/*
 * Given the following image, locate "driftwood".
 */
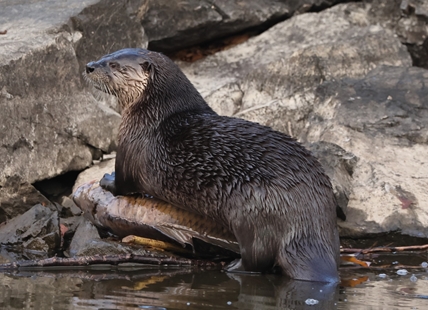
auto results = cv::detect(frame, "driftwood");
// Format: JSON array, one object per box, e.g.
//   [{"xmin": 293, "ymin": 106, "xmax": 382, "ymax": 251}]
[
  {"xmin": 0, "ymin": 254, "xmax": 222, "ymax": 270},
  {"xmin": 1, "ymin": 244, "xmax": 428, "ymax": 271},
  {"xmin": 341, "ymin": 244, "xmax": 428, "ymax": 254}
]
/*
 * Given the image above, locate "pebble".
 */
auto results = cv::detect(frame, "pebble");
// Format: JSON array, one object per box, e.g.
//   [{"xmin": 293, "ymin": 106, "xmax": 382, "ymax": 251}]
[
  {"xmin": 305, "ymin": 299, "xmax": 319, "ymax": 305},
  {"xmin": 397, "ymin": 269, "xmax": 408, "ymax": 276}
]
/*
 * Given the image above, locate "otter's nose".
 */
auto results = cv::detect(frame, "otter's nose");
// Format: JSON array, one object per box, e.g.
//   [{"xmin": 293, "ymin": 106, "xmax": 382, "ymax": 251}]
[{"xmin": 86, "ymin": 62, "xmax": 96, "ymax": 74}]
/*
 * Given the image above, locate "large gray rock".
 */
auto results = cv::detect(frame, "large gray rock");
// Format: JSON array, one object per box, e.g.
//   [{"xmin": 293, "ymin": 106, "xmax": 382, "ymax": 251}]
[
  {"xmin": 180, "ymin": 3, "xmax": 412, "ymax": 126},
  {"xmin": 0, "ymin": 0, "xmax": 146, "ymax": 218},
  {"xmin": 142, "ymin": 0, "xmax": 345, "ymax": 52}
]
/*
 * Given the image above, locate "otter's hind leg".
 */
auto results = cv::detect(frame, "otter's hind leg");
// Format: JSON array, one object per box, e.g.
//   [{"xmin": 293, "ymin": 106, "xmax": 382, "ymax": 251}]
[{"xmin": 225, "ymin": 223, "xmax": 277, "ymax": 273}]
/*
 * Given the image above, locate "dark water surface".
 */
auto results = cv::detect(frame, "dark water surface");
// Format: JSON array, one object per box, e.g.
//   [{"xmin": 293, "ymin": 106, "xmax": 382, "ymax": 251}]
[{"xmin": 2, "ymin": 262, "xmax": 428, "ymax": 310}]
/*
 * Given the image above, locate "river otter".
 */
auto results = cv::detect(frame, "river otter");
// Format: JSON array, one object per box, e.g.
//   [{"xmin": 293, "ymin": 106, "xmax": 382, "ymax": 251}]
[{"xmin": 85, "ymin": 48, "xmax": 340, "ymax": 282}]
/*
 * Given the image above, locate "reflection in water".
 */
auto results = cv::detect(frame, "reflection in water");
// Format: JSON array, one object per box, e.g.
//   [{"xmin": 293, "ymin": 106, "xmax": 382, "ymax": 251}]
[
  {"xmin": 1, "ymin": 266, "xmax": 428, "ymax": 309},
  {"xmin": 228, "ymin": 273, "xmax": 338, "ymax": 309}
]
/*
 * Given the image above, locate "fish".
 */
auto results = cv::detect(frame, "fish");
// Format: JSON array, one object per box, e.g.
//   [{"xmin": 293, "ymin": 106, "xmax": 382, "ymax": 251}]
[{"xmin": 72, "ymin": 181, "xmax": 239, "ymax": 257}]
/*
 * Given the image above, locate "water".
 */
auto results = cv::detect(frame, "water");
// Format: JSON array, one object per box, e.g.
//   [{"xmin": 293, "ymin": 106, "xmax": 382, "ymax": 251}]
[{"xmin": 1, "ymin": 262, "xmax": 428, "ymax": 309}]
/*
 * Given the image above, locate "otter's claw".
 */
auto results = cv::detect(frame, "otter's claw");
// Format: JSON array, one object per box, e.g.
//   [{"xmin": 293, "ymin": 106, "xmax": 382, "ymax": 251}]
[{"xmin": 224, "ymin": 259, "xmax": 261, "ymax": 274}]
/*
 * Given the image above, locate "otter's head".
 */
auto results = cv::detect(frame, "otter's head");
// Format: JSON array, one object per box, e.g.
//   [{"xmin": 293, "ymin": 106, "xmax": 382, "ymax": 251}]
[
  {"xmin": 85, "ymin": 48, "xmax": 210, "ymax": 122},
  {"xmin": 84, "ymin": 48, "xmax": 158, "ymax": 111}
]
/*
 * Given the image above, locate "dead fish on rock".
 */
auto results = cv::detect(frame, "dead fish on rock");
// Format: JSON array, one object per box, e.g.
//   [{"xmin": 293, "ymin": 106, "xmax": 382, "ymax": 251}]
[{"xmin": 72, "ymin": 181, "xmax": 239, "ymax": 257}]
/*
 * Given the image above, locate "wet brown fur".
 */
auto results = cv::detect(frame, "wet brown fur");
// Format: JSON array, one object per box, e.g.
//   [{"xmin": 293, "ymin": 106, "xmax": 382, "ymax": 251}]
[{"xmin": 85, "ymin": 48, "xmax": 340, "ymax": 282}]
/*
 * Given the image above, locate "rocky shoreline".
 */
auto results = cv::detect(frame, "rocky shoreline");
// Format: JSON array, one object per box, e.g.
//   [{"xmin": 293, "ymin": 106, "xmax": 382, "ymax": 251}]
[{"xmin": 0, "ymin": 0, "xmax": 427, "ymax": 260}]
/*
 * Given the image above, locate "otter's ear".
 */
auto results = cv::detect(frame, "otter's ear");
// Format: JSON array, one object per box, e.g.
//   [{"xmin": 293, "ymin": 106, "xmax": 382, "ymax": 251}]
[{"xmin": 140, "ymin": 61, "xmax": 154, "ymax": 80}]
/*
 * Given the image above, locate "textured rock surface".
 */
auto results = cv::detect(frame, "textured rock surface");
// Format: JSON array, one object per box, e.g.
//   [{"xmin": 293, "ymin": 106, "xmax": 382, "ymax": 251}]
[
  {"xmin": 308, "ymin": 66, "xmax": 428, "ymax": 237},
  {"xmin": 0, "ymin": 178, "xmax": 50, "ymax": 223},
  {"xmin": 143, "ymin": 0, "xmax": 344, "ymax": 52},
  {"xmin": 67, "ymin": 217, "xmax": 102, "ymax": 257},
  {"xmin": 0, "ymin": 204, "xmax": 60, "ymax": 250},
  {"xmin": 0, "ymin": 0, "xmax": 144, "ymax": 216},
  {"xmin": 179, "ymin": 3, "xmax": 412, "ymax": 127},
  {"xmin": 365, "ymin": 0, "xmax": 428, "ymax": 69}
]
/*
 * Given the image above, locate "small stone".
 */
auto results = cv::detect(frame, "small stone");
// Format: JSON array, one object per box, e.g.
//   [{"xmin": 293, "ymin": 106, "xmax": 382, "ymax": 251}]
[
  {"xmin": 227, "ymin": 301, "xmax": 232, "ymax": 305},
  {"xmin": 410, "ymin": 274, "xmax": 418, "ymax": 282},
  {"xmin": 377, "ymin": 273, "xmax": 387, "ymax": 278},
  {"xmin": 60, "ymin": 196, "xmax": 82, "ymax": 217},
  {"xmin": 421, "ymin": 262, "xmax": 428, "ymax": 268},
  {"xmin": 397, "ymin": 269, "xmax": 408, "ymax": 275},
  {"xmin": 305, "ymin": 299, "xmax": 319, "ymax": 305}
]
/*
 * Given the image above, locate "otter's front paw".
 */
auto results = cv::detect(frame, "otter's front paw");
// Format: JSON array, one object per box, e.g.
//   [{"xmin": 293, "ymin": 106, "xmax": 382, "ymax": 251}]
[{"xmin": 100, "ymin": 172, "xmax": 118, "ymax": 195}]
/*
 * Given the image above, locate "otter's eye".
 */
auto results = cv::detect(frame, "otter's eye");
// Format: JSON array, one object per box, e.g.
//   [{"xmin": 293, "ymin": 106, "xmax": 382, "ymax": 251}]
[{"xmin": 109, "ymin": 62, "xmax": 119, "ymax": 70}]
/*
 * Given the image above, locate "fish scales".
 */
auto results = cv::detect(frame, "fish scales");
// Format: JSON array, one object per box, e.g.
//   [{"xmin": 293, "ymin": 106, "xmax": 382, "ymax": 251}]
[{"xmin": 72, "ymin": 182, "xmax": 239, "ymax": 255}]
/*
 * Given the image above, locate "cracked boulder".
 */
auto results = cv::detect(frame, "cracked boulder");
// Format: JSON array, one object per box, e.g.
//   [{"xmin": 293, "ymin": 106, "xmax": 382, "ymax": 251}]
[
  {"xmin": 142, "ymin": 0, "xmax": 346, "ymax": 52},
  {"xmin": 0, "ymin": 0, "xmax": 145, "ymax": 218}
]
